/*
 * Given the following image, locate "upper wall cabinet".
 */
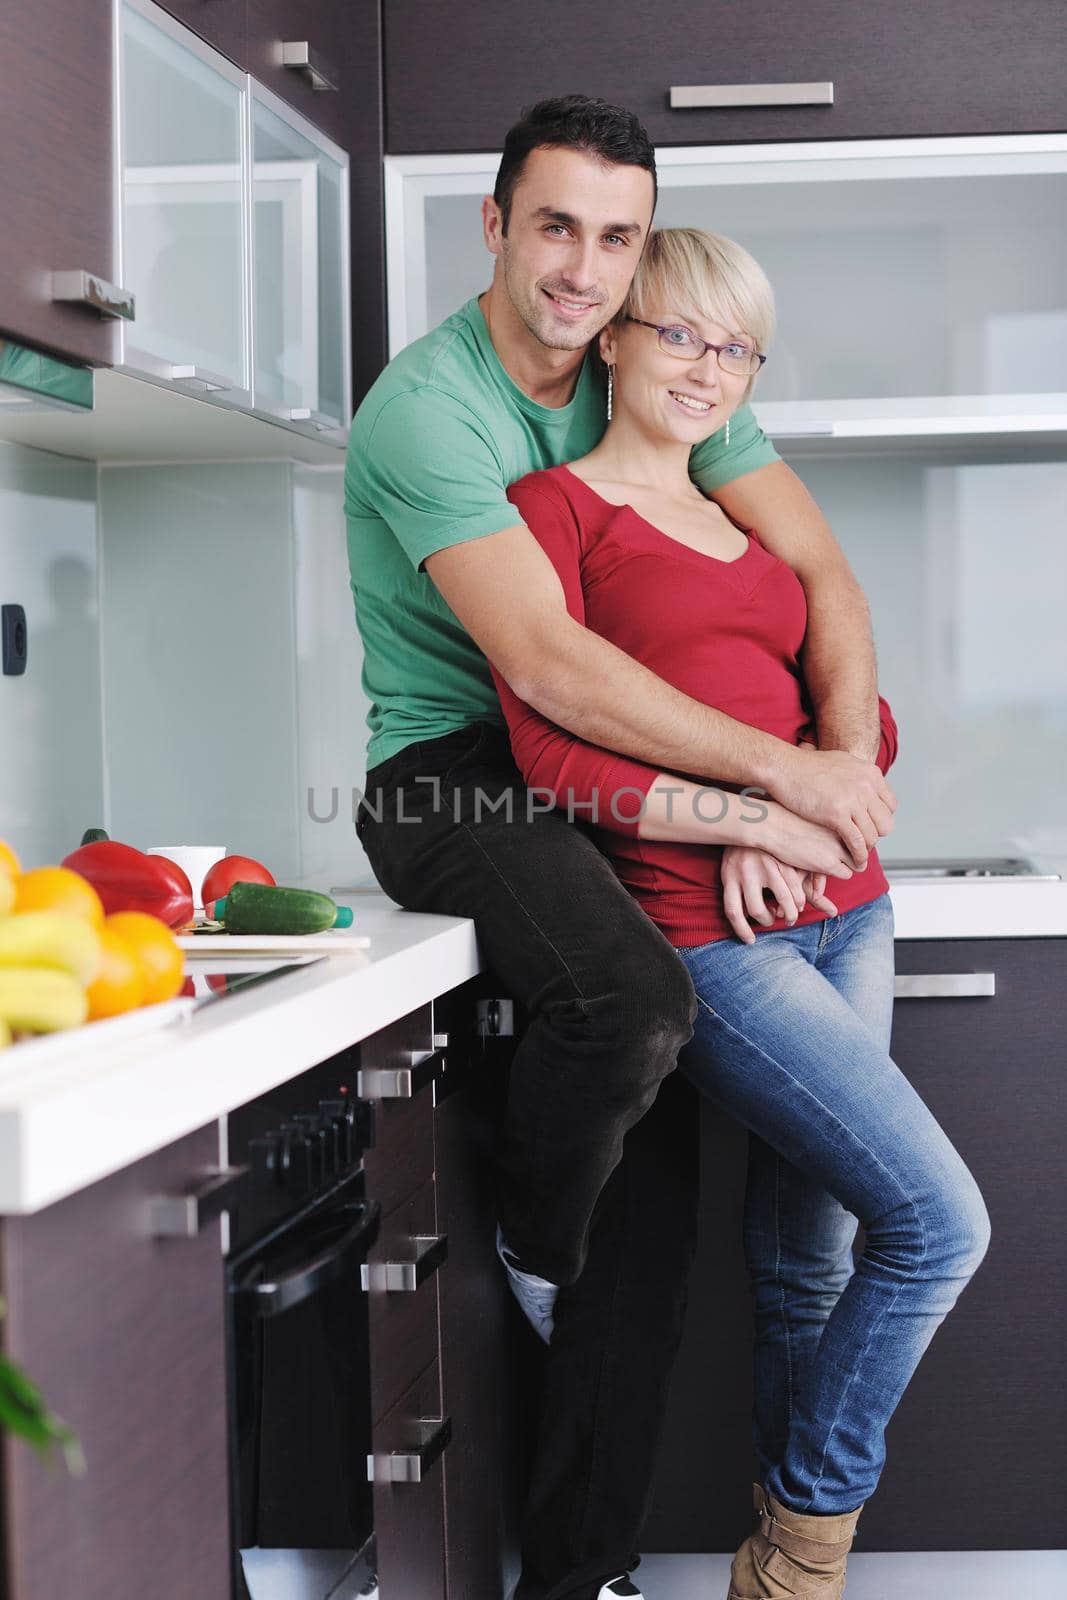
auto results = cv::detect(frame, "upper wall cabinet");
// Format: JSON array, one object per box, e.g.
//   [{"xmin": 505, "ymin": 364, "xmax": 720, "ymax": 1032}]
[
  {"xmin": 119, "ymin": 0, "xmax": 251, "ymax": 401},
  {"xmin": 0, "ymin": 0, "xmax": 127, "ymax": 365},
  {"xmin": 116, "ymin": 0, "xmax": 350, "ymax": 441},
  {"xmin": 155, "ymin": 0, "xmax": 246, "ymax": 64},
  {"xmin": 383, "ymin": 0, "xmax": 1067, "ymax": 153},
  {"xmin": 251, "ymin": 82, "xmax": 350, "ymax": 432},
  {"xmin": 245, "ymin": 0, "xmax": 351, "ymax": 150}
]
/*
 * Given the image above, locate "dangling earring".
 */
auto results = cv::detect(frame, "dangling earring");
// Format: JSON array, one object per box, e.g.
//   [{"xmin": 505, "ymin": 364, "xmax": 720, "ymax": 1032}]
[
  {"xmin": 606, "ymin": 366, "xmax": 614, "ymax": 422},
  {"xmin": 725, "ymin": 415, "xmax": 731, "ymax": 448}
]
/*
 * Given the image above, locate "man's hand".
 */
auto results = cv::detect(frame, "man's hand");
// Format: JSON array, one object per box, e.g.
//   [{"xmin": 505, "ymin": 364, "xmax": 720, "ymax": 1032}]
[
  {"xmin": 721, "ymin": 846, "xmax": 840, "ymax": 944},
  {"xmin": 766, "ymin": 745, "xmax": 896, "ymax": 870}
]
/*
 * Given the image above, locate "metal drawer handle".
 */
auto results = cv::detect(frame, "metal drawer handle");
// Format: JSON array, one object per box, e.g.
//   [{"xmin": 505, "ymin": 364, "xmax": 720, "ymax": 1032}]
[
  {"xmin": 361, "ymin": 1233, "xmax": 448, "ymax": 1293},
  {"xmin": 358, "ymin": 1046, "xmax": 447, "ymax": 1100},
  {"xmin": 51, "ymin": 270, "xmax": 135, "ymax": 321},
  {"xmin": 894, "ymin": 973, "xmax": 996, "ymax": 999},
  {"xmin": 367, "ymin": 1416, "xmax": 452, "ymax": 1483},
  {"xmin": 168, "ymin": 364, "xmax": 237, "ymax": 393},
  {"xmin": 670, "ymin": 82, "xmax": 834, "ymax": 109},
  {"xmin": 148, "ymin": 1163, "xmax": 248, "ymax": 1236},
  {"xmin": 281, "ymin": 40, "xmax": 338, "ymax": 92}
]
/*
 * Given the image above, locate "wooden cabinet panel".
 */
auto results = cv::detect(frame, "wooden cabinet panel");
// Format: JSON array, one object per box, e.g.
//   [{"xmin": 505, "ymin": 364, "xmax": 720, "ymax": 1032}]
[
  {"xmin": 0, "ymin": 1124, "xmax": 230, "ymax": 1599},
  {"xmin": 371, "ymin": 1359, "xmax": 448, "ymax": 1600},
  {"xmin": 246, "ymin": 0, "xmax": 352, "ymax": 149},
  {"xmin": 361, "ymin": 1004, "xmax": 437, "ymax": 1217},
  {"xmin": 156, "ymin": 0, "xmax": 246, "ymax": 64},
  {"xmin": 384, "ymin": 0, "xmax": 1067, "ymax": 153},
  {"xmin": 0, "ymin": 0, "xmax": 119, "ymax": 364},
  {"xmin": 862, "ymin": 935, "xmax": 1067, "ymax": 1550},
  {"xmin": 434, "ymin": 1063, "xmax": 523, "ymax": 1600},
  {"xmin": 368, "ymin": 1176, "xmax": 443, "ymax": 1425},
  {"xmin": 647, "ymin": 935, "xmax": 1067, "ymax": 1552}
]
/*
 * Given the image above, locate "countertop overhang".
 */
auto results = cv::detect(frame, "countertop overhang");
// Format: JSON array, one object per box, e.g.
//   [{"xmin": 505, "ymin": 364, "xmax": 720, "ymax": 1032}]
[{"xmin": 0, "ymin": 881, "xmax": 1063, "ymax": 1214}]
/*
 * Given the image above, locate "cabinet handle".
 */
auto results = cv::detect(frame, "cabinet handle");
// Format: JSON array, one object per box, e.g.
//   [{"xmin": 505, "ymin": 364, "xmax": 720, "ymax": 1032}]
[
  {"xmin": 894, "ymin": 973, "xmax": 996, "ymax": 999},
  {"xmin": 148, "ymin": 1163, "xmax": 248, "ymax": 1237},
  {"xmin": 281, "ymin": 40, "xmax": 338, "ymax": 92},
  {"xmin": 168, "ymin": 364, "xmax": 237, "ymax": 393},
  {"xmin": 361, "ymin": 1233, "xmax": 448, "ymax": 1293},
  {"xmin": 283, "ymin": 406, "xmax": 346, "ymax": 433},
  {"xmin": 670, "ymin": 82, "xmax": 834, "ymax": 109},
  {"xmin": 358, "ymin": 1046, "xmax": 447, "ymax": 1100},
  {"xmin": 367, "ymin": 1416, "xmax": 452, "ymax": 1484},
  {"xmin": 51, "ymin": 270, "xmax": 135, "ymax": 321}
]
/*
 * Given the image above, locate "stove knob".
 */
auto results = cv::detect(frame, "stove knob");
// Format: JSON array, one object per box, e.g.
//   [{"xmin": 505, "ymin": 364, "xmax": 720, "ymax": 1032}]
[
  {"xmin": 249, "ymin": 1132, "xmax": 284, "ymax": 1187},
  {"xmin": 293, "ymin": 1112, "xmax": 333, "ymax": 1182},
  {"xmin": 318, "ymin": 1098, "xmax": 354, "ymax": 1167},
  {"xmin": 278, "ymin": 1121, "xmax": 315, "ymax": 1194}
]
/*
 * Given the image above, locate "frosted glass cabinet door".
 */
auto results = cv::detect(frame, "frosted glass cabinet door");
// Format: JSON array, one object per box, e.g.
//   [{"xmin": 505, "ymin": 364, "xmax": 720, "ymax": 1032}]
[
  {"xmin": 119, "ymin": 0, "xmax": 249, "ymax": 399},
  {"xmin": 388, "ymin": 136, "xmax": 1067, "ymax": 440},
  {"xmin": 251, "ymin": 85, "xmax": 350, "ymax": 436}
]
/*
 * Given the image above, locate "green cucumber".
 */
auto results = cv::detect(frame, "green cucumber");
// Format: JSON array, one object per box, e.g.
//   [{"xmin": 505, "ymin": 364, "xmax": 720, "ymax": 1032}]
[
  {"xmin": 80, "ymin": 827, "xmax": 109, "ymax": 846},
  {"xmin": 213, "ymin": 881, "xmax": 354, "ymax": 935}
]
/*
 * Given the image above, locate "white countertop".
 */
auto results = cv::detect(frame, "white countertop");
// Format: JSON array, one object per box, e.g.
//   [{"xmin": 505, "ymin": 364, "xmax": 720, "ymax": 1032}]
[
  {"xmin": 0, "ymin": 880, "xmax": 1063, "ymax": 1215},
  {"xmin": 0, "ymin": 896, "xmax": 481, "ymax": 1215}
]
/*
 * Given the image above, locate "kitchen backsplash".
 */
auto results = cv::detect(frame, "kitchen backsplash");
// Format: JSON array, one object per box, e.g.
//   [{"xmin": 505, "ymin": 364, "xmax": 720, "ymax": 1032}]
[
  {"xmin": 2, "ymin": 436, "xmax": 1065, "ymax": 884},
  {"xmin": 1, "ymin": 446, "xmax": 376, "ymax": 891},
  {"xmin": 0, "ymin": 442, "xmax": 105, "ymax": 872}
]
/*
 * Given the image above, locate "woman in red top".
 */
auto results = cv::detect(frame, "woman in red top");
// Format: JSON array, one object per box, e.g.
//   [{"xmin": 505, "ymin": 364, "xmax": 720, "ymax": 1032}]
[{"xmin": 490, "ymin": 229, "xmax": 990, "ymax": 1600}]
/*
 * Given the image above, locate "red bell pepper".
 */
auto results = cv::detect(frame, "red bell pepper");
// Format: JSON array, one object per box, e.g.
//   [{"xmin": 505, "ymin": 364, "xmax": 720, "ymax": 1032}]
[{"xmin": 61, "ymin": 842, "xmax": 194, "ymax": 930}]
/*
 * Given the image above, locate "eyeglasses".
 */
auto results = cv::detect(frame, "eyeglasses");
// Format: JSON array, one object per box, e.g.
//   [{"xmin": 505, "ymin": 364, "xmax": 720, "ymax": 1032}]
[{"xmin": 627, "ymin": 317, "xmax": 767, "ymax": 377}]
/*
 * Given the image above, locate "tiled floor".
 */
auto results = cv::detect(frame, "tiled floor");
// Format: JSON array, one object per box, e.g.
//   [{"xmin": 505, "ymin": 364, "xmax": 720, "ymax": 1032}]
[{"xmin": 636, "ymin": 1550, "xmax": 1067, "ymax": 1598}]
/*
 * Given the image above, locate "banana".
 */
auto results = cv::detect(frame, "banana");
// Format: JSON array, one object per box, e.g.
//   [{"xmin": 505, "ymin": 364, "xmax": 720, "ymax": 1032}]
[
  {"xmin": 0, "ymin": 873, "xmax": 15, "ymax": 918},
  {"xmin": 0, "ymin": 968, "xmax": 88, "ymax": 1033},
  {"xmin": 0, "ymin": 911, "xmax": 102, "ymax": 986}
]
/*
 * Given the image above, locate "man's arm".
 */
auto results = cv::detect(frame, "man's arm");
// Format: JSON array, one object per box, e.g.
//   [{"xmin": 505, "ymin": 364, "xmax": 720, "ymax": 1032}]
[
  {"xmin": 426, "ymin": 514, "xmax": 893, "ymax": 866},
  {"xmin": 709, "ymin": 459, "xmax": 881, "ymax": 761}
]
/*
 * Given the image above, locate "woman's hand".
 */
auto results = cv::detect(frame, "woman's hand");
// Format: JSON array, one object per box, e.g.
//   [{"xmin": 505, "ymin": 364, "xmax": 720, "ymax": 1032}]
[
  {"xmin": 761, "ymin": 800, "xmax": 856, "ymax": 879},
  {"xmin": 721, "ymin": 846, "xmax": 839, "ymax": 944}
]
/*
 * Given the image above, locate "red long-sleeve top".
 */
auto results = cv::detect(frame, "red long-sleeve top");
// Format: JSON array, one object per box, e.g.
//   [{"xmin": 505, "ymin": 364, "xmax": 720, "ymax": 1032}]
[{"xmin": 488, "ymin": 464, "xmax": 897, "ymax": 947}]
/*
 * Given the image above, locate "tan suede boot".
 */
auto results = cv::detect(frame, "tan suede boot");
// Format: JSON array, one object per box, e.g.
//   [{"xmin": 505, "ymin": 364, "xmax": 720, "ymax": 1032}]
[{"xmin": 727, "ymin": 1482, "xmax": 865, "ymax": 1600}]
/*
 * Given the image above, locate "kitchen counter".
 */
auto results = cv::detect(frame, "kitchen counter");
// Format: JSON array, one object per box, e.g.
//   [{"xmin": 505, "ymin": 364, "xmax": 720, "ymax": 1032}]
[
  {"xmin": 0, "ymin": 879, "xmax": 1064, "ymax": 1214},
  {"xmin": 0, "ymin": 896, "xmax": 481, "ymax": 1214}
]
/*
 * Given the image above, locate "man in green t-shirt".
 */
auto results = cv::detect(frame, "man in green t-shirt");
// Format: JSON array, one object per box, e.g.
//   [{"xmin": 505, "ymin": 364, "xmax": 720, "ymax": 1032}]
[{"xmin": 347, "ymin": 97, "xmax": 895, "ymax": 1600}]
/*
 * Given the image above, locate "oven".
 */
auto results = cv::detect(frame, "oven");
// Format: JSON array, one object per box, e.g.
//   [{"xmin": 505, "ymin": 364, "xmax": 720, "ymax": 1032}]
[{"xmin": 221, "ymin": 1030, "xmax": 381, "ymax": 1600}]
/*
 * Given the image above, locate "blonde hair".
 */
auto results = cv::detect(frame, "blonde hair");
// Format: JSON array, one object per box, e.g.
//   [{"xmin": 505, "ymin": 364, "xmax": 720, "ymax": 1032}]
[{"xmin": 622, "ymin": 227, "xmax": 775, "ymax": 387}]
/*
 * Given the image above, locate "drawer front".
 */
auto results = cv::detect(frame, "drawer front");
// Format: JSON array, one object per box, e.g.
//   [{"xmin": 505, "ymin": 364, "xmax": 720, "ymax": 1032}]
[
  {"xmin": 371, "ymin": 1360, "xmax": 449, "ymax": 1600},
  {"xmin": 362, "ymin": 1005, "xmax": 437, "ymax": 1218},
  {"xmin": 368, "ymin": 1177, "xmax": 443, "ymax": 1424}
]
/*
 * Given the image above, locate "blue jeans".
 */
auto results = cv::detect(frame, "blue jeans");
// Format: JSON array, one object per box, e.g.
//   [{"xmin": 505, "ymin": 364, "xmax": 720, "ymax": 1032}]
[{"xmin": 676, "ymin": 893, "xmax": 991, "ymax": 1514}]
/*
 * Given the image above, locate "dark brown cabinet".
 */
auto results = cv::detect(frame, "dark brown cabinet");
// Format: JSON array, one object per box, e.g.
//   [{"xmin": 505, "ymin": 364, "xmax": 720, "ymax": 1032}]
[
  {"xmin": 156, "ymin": 0, "xmax": 246, "ymax": 63},
  {"xmin": 646, "ymin": 935, "xmax": 1067, "ymax": 1553},
  {"xmin": 432, "ymin": 983, "xmax": 523, "ymax": 1600},
  {"xmin": 0, "ymin": 0, "xmax": 121, "ymax": 365},
  {"xmin": 246, "ymin": 0, "xmax": 352, "ymax": 150},
  {"xmin": 384, "ymin": 0, "xmax": 1067, "ymax": 153},
  {"xmin": 0, "ymin": 1123, "xmax": 231, "ymax": 1600}
]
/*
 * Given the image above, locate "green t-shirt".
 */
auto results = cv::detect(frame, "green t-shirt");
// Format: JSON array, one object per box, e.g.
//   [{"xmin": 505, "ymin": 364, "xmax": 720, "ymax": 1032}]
[{"xmin": 345, "ymin": 295, "xmax": 779, "ymax": 770}]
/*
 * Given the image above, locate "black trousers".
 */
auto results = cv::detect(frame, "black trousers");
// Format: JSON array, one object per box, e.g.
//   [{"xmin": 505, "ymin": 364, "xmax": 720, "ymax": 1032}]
[{"xmin": 357, "ymin": 721, "xmax": 701, "ymax": 1600}]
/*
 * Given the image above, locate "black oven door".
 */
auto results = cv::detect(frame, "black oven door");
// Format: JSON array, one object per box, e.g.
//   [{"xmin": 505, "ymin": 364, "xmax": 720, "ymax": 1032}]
[{"xmin": 227, "ymin": 1173, "xmax": 381, "ymax": 1595}]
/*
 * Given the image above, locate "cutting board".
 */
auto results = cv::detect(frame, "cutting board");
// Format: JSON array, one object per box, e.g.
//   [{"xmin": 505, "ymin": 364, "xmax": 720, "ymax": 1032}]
[{"xmin": 176, "ymin": 929, "xmax": 371, "ymax": 953}]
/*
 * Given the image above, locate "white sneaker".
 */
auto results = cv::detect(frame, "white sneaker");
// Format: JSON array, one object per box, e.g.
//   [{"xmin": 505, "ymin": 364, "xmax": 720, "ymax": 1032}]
[
  {"xmin": 495, "ymin": 1224, "xmax": 558, "ymax": 1343},
  {"xmin": 597, "ymin": 1579, "xmax": 644, "ymax": 1599}
]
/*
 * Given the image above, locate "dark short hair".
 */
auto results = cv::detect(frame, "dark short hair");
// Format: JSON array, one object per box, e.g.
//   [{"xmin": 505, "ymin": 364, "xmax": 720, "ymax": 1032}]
[{"xmin": 494, "ymin": 94, "xmax": 657, "ymax": 234}]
